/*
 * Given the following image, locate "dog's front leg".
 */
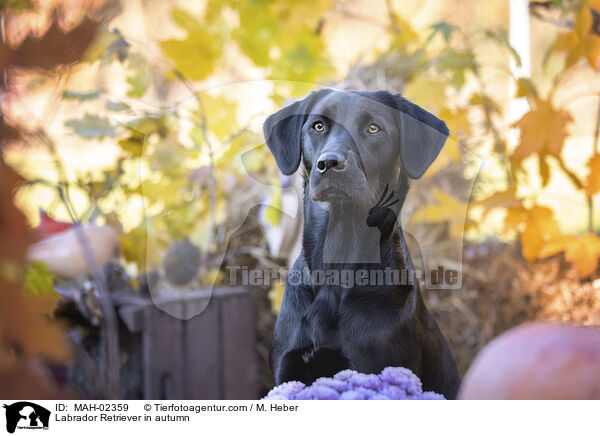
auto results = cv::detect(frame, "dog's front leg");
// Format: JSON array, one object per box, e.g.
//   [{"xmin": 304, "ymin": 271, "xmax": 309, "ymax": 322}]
[{"xmin": 271, "ymin": 285, "xmax": 350, "ymax": 385}]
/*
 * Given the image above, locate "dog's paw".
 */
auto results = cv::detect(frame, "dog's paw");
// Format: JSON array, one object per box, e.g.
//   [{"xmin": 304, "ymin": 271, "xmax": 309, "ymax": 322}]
[{"xmin": 301, "ymin": 348, "xmax": 315, "ymax": 364}]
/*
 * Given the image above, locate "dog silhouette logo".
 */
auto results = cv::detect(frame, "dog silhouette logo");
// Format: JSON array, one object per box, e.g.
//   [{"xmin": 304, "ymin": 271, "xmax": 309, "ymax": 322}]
[{"xmin": 3, "ymin": 402, "xmax": 50, "ymax": 434}]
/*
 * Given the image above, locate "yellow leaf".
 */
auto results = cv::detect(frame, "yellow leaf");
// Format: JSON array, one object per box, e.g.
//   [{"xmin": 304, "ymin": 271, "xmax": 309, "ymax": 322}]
[
  {"xmin": 511, "ymin": 99, "xmax": 573, "ymax": 160},
  {"xmin": 268, "ymin": 280, "xmax": 286, "ymax": 313},
  {"xmin": 503, "ymin": 206, "xmax": 528, "ymax": 232},
  {"xmin": 160, "ymin": 8, "xmax": 221, "ymax": 81},
  {"xmin": 389, "ymin": 12, "xmax": 419, "ymax": 49},
  {"xmin": 438, "ymin": 106, "xmax": 471, "ymax": 142},
  {"xmin": 264, "ymin": 183, "xmax": 282, "ymax": 227},
  {"xmin": 412, "ymin": 189, "xmax": 467, "ymax": 239},
  {"xmin": 425, "ymin": 139, "xmax": 460, "ymax": 176},
  {"xmin": 586, "ymin": 154, "xmax": 600, "ymax": 196},
  {"xmin": 554, "ymin": 0, "xmax": 600, "ymax": 70},
  {"xmin": 403, "ymin": 78, "xmax": 447, "ymax": 112},
  {"xmin": 565, "ymin": 233, "xmax": 600, "ymax": 277},
  {"xmin": 196, "ymin": 94, "xmax": 239, "ymax": 141}
]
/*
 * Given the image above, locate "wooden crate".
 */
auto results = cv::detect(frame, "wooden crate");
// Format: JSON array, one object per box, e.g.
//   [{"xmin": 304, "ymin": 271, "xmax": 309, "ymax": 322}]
[{"xmin": 114, "ymin": 287, "xmax": 258, "ymax": 400}]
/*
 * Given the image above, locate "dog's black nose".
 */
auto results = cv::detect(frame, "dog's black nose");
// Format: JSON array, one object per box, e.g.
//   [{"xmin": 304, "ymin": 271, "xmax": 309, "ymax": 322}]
[{"xmin": 316, "ymin": 152, "xmax": 347, "ymax": 173}]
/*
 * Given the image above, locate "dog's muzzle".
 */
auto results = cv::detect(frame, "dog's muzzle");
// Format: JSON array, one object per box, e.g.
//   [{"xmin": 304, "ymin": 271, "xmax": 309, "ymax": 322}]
[
  {"xmin": 316, "ymin": 151, "xmax": 348, "ymax": 174},
  {"xmin": 310, "ymin": 150, "xmax": 368, "ymax": 203}
]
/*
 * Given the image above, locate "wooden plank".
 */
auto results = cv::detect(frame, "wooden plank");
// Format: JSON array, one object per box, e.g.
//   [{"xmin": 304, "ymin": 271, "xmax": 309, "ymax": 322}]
[
  {"xmin": 142, "ymin": 306, "xmax": 184, "ymax": 400},
  {"xmin": 182, "ymin": 296, "xmax": 220, "ymax": 399},
  {"xmin": 220, "ymin": 291, "xmax": 258, "ymax": 399}
]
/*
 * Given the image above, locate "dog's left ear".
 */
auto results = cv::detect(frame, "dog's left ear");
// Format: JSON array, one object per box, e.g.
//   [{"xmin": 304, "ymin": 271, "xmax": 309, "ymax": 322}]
[{"xmin": 394, "ymin": 95, "xmax": 449, "ymax": 179}]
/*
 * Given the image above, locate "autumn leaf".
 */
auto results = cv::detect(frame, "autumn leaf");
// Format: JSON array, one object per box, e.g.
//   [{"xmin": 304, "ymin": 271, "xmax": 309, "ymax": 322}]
[
  {"xmin": 553, "ymin": 0, "xmax": 600, "ymax": 70},
  {"xmin": 263, "ymin": 183, "xmax": 282, "ymax": 227},
  {"xmin": 511, "ymin": 99, "xmax": 573, "ymax": 160},
  {"xmin": 542, "ymin": 232, "xmax": 600, "ymax": 277},
  {"xmin": 0, "ymin": 16, "xmax": 101, "ymax": 71},
  {"xmin": 0, "ymin": 161, "xmax": 32, "ymax": 263},
  {"xmin": 24, "ymin": 261, "xmax": 56, "ymax": 297},
  {"xmin": 0, "ymin": 280, "xmax": 68, "ymax": 361},
  {"xmin": 425, "ymin": 139, "xmax": 461, "ymax": 176},
  {"xmin": 160, "ymin": 8, "xmax": 222, "ymax": 81},
  {"xmin": 0, "ymin": 0, "xmax": 34, "ymax": 11},
  {"xmin": 565, "ymin": 233, "xmax": 600, "ymax": 276},
  {"xmin": 403, "ymin": 78, "xmax": 447, "ymax": 112},
  {"xmin": 439, "ymin": 107, "xmax": 471, "ymax": 138},
  {"xmin": 389, "ymin": 12, "xmax": 420, "ymax": 49},
  {"xmin": 412, "ymin": 188, "xmax": 468, "ymax": 239},
  {"xmin": 586, "ymin": 154, "xmax": 600, "ymax": 196},
  {"xmin": 0, "ymin": 162, "xmax": 68, "ymax": 363},
  {"xmin": 503, "ymin": 205, "xmax": 562, "ymax": 261},
  {"xmin": 195, "ymin": 94, "xmax": 239, "ymax": 141},
  {"xmin": 268, "ymin": 280, "xmax": 286, "ymax": 313}
]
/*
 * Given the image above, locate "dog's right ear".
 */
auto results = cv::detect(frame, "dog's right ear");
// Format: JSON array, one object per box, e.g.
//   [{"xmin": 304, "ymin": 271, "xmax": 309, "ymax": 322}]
[
  {"xmin": 263, "ymin": 100, "xmax": 304, "ymax": 175},
  {"xmin": 263, "ymin": 89, "xmax": 332, "ymax": 175}
]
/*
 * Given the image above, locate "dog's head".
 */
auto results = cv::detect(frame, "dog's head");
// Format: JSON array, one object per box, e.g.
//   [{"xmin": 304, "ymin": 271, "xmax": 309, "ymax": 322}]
[{"xmin": 263, "ymin": 89, "xmax": 449, "ymax": 208}]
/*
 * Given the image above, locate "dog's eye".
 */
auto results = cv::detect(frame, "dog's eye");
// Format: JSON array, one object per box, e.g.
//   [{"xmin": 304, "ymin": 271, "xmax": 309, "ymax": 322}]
[
  {"xmin": 312, "ymin": 121, "xmax": 325, "ymax": 132},
  {"xmin": 367, "ymin": 123, "xmax": 380, "ymax": 134}
]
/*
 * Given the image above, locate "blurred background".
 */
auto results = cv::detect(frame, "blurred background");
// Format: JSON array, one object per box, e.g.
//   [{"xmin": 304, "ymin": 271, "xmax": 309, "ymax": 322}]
[{"xmin": 1, "ymin": 0, "xmax": 599, "ymax": 399}]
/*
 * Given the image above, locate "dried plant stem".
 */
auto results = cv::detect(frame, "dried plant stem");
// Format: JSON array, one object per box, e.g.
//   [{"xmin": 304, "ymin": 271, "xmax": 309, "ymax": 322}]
[{"xmin": 173, "ymin": 69, "xmax": 217, "ymax": 252}]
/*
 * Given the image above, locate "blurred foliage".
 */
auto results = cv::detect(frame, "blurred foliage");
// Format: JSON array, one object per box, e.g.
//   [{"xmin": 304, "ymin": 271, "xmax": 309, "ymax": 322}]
[
  {"xmin": 2, "ymin": 1, "xmax": 600, "ymax": 272},
  {"xmin": 2, "ymin": 0, "xmax": 600, "ymax": 382},
  {"xmin": 0, "ymin": 161, "xmax": 69, "ymax": 398},
  {"xmin": 1, "ymin": 0, "xmax": 600, "ymax": 400}
]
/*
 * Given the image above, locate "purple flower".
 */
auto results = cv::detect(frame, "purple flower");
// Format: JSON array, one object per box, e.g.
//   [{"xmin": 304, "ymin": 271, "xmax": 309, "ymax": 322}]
[
  {"xmin": 339, "ymin": 387, "xmax": 377, "ymax": 400},
  {"xmin": 421, "ymin": 391, "xmax": 446, "ymax": 400},
  {"xmin": 349, "ymin": 373, "xmax": 382, "ymax": 391},
  {"xmin": 379, "ymin": 384, "xmax": 411, "ymax": 400},
  {"xmin": 264, "ymin": 381, "xmax": 305, "ymax": 399},
  {"xmin": 292, "ymin": 385, "xmax": 340, "ymax": 400},
  {"xmin": 262, "ymin": 366, "xmax": 446, "ymax": 400},
  {"xmin": 380, "ymin": 366, "xmax": 422, "ymax": 396},
  {"xmin": 333, "ymin": 369, "xmax": 359, "ymax": 381},
  {"xmin": 312, "ymin": 377, "xmax": 349, "ymax": 392}
]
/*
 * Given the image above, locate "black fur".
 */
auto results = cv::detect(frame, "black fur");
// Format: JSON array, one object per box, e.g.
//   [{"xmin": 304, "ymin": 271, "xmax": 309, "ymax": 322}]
[{"xmin": 265, "ymin": 89, "xmax": 461, "ymax": 399}]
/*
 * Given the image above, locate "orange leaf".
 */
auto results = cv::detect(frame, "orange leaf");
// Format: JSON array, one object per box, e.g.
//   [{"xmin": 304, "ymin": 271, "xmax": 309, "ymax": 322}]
[
  {"xmin": 0, "ymin": 281, "xmax": 69, "ymax": 361},
  {"xmin": 554, "ymin": 0, "xmax": 600, "ymax": 70},
  {"xmin": 511, "ymin": 99, "xmax": 573, "ymax": 160},
  {"xmin": 538, "ymin": 233, "xmax": 576, "ymax": 258},
  {"xmin": 586, "ymin": 154, "xmax": 600, "ymax": 196},
  {"xmin": 504, "ymin": 205, "xmax": 562, "ymax": 261},
  {"xmin": 0, "ymin": 16, "xmax": 102, "ymax": 71},
  {"xmin": 565, "ymin": 233, "xmax": 600, "ymax": 277}
]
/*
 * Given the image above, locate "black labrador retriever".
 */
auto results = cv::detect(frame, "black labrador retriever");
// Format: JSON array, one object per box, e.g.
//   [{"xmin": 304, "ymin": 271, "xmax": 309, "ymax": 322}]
[{"xmin": 263, "ymin": 89, "xmax": 461, "ymax": 399}]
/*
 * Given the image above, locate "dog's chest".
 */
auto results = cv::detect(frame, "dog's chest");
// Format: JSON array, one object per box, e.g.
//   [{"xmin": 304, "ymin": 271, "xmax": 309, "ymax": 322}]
[{"xmin": 304, "ymin": 286, "xmax": 400, "ymax": 352}]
